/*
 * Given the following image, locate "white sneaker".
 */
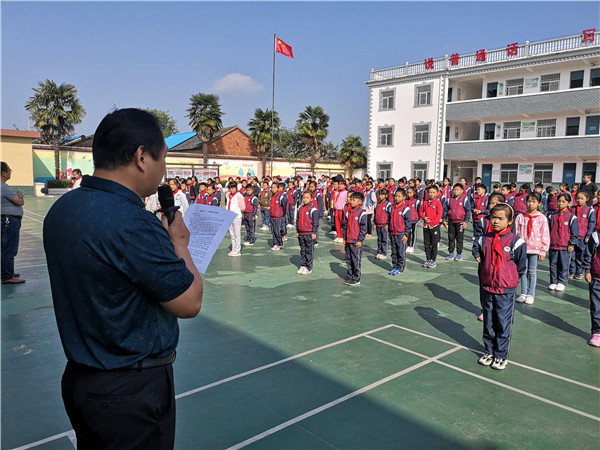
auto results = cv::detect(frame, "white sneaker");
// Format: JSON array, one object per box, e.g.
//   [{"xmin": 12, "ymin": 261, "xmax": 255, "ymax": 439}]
[
  {"xmin": 297, "ymin": 266, "xmax": 306, "ymax": 274},
  {"xmin": 329, "ymin": 231, "xmax": 337, "ymax": 235},
  {"xmin": 516, "ymin": 294, "xmax": 527, "ymax": 303},
  {"xmin": 230, "ymin": 251, "xmax": 241, "ymax": 257},
  {"xmin": 227, "ymin": 251, "xmax": 235, "ymax": 256},
  {"xmin": 525, "ymin": 295, "xmax": 535, "ymax": 305},
  {"xmin": 270, "ymin": 245, "xmax": 280, "ymax": 251},
  {"xmin": 286, "ymin": 224, "xmax": 294, "ymax": 228},
  {"xmin": 261, "ymin": 226, "xmax": 269, "ymax": 231},
  {"xmin": 406, "ymin": 246, "xmax": 414, "ymax": 253},
  {"xmin": 283, "ymin": 236, "xmax": 288, "ymax": 241},
  {"xmin": 379, "ymin": 254, "xmax": 387, "ymax": 259},
  {"xmin": 548, "ymin": 284, "xmax": 557, "ymax": 290},
  {"xmin": 304, "ymin": 269, "xmax": 312, "ymax": 274},
  {"xmin": 243, "ymin": 242, "xmax": 251, "ymax": 246},
  {"xmin": 555, "ymin": 283, "xmax": 566, "ymax": 292}
]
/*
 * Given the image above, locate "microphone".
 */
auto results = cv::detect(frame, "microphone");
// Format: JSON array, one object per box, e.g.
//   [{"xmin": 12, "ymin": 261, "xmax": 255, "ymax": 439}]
[{"xmin": 157, "ymin": 184, "xmax": 180, "ymax": 225}]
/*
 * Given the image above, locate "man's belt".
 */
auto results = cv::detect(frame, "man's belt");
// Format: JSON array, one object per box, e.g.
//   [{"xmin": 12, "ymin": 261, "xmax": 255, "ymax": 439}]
[{"xmin": 128, "ymin": 351, "xmax": 176, "ymax": 371}]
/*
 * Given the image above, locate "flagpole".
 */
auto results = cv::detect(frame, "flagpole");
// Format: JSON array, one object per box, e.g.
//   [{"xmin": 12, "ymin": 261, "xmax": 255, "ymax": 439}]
[{"xmin": 270, "ymin": 33, "xmax": 276, "ymax": 177}]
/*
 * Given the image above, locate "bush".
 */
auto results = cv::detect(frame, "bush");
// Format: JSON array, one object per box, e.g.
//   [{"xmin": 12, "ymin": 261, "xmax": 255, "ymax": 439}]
[{"xmin": 47, "ymin": 179, "xmax": 73, "ymax": 188}]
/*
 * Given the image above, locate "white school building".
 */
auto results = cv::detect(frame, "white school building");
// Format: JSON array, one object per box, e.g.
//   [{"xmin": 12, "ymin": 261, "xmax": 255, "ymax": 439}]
[{"xmin": 366, "ymin": 29, "xmax": 600, "ymax": 188}]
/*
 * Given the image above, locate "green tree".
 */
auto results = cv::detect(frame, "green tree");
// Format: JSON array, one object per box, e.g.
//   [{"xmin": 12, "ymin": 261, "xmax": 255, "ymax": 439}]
[
  {"xmin": 339, "ymin": 135, "xmax": 366, "ymax": 177},
  {"xmin": 186, "ymin": 93, "xmax": 223, "ymax": 164},
  {"xmin": 247, "ymin": 108, "xmax": 280, "ymax": 178},
  {"xmin": 273, "ymin": 127, "xmax": 306, "ymax": 162},
  {"xmin": 143, "ymin": 108, "xmax": 178, "ymax": 138},
  {"xmin": 320, "ymin": 141, "xmax": 340, "ymax": 162},
  {"xmin": 295, "ymin": 106, "xmax": 329, "ymax": 174},
  {"xmin": 25, "ymin": 79, "xmax": 86, "ymax": 179}
]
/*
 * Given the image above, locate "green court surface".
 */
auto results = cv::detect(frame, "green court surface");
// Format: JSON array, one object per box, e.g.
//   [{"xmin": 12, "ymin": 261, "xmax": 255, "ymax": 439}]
[{"xmin": 2, "ymin": 197, "xmax": 599, "ymax": 449}]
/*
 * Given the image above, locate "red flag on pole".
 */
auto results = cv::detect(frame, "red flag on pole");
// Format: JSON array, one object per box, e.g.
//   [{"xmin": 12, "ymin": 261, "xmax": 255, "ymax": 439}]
[{"xmin": 275, "ymin": 38, "xmax": 293, "ymax": 58}]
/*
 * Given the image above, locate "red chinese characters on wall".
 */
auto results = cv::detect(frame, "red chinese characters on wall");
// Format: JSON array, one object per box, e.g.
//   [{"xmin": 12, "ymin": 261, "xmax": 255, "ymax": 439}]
[
  {"xmin": 582, "ymin": 29, "xmax": 596, "ymax": 43},
  {"xmin": 450, "ymin": 53, "xmax": 460, "ymax": 66},
  {"xmin": 476, "ymin": 49, "xmax": 486, "ymax": 62},
  {"xmin": 507, "ymin": 42, "xmax": 519, "ymax": 56},
  {"xmin": 424, "ymin": 58, "xmax": 434, "ymax": 70}
]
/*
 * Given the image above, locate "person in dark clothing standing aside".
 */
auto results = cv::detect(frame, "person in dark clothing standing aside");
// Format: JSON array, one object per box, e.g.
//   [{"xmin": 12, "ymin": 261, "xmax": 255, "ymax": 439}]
[
  {"xmin": 43, "ymin": 109, "xmax": 204, "ymax": 449},
  {"xmin": 1, "ymin": 162, "xmax": 25, "ymax": 284},
  {"xmin": 579, "ymin": 173, "xmax": 598, "ymax": 207}
]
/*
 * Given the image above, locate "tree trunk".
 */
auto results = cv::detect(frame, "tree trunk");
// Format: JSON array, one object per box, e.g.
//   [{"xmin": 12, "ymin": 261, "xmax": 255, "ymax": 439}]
[
  {"xmin": 54, "ymin": 140, "xmax": 60, "ymax": 179},
  {"xmin": 202, "ymin": 143, "xmax": 208, "ymax": 165},
  {"xmin": 261, "ymin": 153, "xmax": 267, "ymax": 179}
]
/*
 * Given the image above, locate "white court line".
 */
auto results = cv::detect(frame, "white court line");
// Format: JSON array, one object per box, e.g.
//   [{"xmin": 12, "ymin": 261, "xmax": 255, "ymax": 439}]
[
  {"xmin": 15, "ymin": 264, "xmax": 48, "ymax": 270},
  {"xmin": 390, "ymin": 324, "xmax": 600, "ymax": 391},
  {"xmin": 22, "ymin": 214, "xmax": 44, "ymax": 224},
  {"xmin": 175, "ymin": 323, "xmax": 395, "ymax": 400},
  {"xmin": 226, "ymin": 347, "xmax": 462, "ymax": 450},
  {"xmin": 23, "ymin": 209, "xmax": 46, "ymax": 218},
  {"xmin": 366, "ymin": 335, "xmax": 600, "ymax": 422},
  {"xmin": 12, "ymin": 430, "xmax": 76, "ymax": 450}
]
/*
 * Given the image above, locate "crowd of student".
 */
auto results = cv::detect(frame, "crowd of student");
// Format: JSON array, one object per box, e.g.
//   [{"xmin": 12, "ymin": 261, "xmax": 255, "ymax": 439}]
[{"xmin": 145, "ymin": 172, "xmax": 600, "ymax": 369}]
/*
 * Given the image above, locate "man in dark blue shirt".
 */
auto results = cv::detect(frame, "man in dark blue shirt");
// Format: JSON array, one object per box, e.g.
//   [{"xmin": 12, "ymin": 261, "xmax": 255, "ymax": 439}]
[{"xmin": 44, "ymin": 108, "xmax": 203, "ymax": 449}]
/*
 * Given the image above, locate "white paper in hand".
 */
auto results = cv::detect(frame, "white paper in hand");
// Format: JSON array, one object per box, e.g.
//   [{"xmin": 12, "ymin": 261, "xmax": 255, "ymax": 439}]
[{"xmin": 183, "ymin": 204, "xmax": 237, "ymax": 273}]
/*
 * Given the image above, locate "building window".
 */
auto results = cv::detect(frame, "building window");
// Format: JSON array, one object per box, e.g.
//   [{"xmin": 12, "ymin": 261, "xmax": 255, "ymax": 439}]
[
  {"xmin": 413, "ymin": 124, "xmax": 430, "ymax": 145},
  {"xmin": 570, "ymin": 70, "xmax": 584, "ymax": 88},
  {"xmin": 503, "ymin": 121, "xmax": 521, "ymax": 139},
  {"xmin": 411, "ymin": 162, "xmax": 429, "ymax": 180},
  {"xmin": 447, "ymin": 87, "xmax": 453, "ymax": 103},
  {"xmin": 540, "ymin": 73, "xmax": 560, "ymax": 92},
  {"xmin": 380, "ymin": 89, "xmax": 395, "ymax": 110},
  {"xmin": 484, "ymin": 123, "xmax": 495, "ymax": 140},
  {"xmin": 445, "ymin": 126, "xmax": 450, "ymax": 142},
  {"xmin": 505, "ymin": 78, "xmax": 524, "ymax": 96},
  {"xmin": 377, "ymin": 163, "xmax": 392, "ymax": 180},
  {"xmin": 534, "ymin": 163, "xmax": 553, "ymax": 183},
  {"xmin": 591, "ymin": 68, "xmax": 600, "ymax": 87},
  {"xmin": 500, "ymin": 164, "xmax": 518, "ymax": 183},
  {"xmin": 566, "ymin": 117, "xmax": 580, "ymax": 136},
  {"xmin": 487, "ymin": 82, "xmax": 498, "ymax": 98},
  {"xmin": 378, "ymin": 126, "xmax": 393, "ymax": 146},
  {"xmin": 585, "ymin": 116, "xmax": 600, "ymax": 135},
  {"xmin": 415, "ymin": 84, "xmax": 432, "ymax": 107},
  {"xmin": 536, "ymin": 119, "xmax": 556, "ymax": 137}
]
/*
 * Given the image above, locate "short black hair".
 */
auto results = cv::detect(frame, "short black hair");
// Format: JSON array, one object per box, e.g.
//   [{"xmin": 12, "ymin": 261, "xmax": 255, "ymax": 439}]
[
  {"xmin": 427, "ymin": 185, "xmax": 440, "ymax": 192},
  {"xmin": 491, "ymin": 203, "xmax": 514, "ymax": 223},
  {"xmin": 488, "ymin": 192, "xmax": 505, "ymax": 204},
  {"xmin": 476, "ymin": 183, "xmax": 488, "ymax": 192},
  {"xmin": 227, "ymin": 181, "xmax": 237, "ymax": 189},
  {"xmin": 350, "ymin": 191, "xmax": 364, "ymax": 201},
  {"xmin": 92, "ymin": 108, "xmax": 165, "ymax": 170},
  {"xmin": 1, "ymin": 162, "xmax": 9, "ymax": 173},
  {"xmin": 526, "ymin": 192, "xmax": 542, "ymax": 203},
  {"xmin": 378, "ymin": 188, "xmax": 389, "ymax": 196}
]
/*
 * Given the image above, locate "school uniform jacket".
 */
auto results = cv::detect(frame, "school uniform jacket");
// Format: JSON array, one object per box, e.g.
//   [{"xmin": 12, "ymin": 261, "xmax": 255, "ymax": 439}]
[
  {"xmin": 204, "ymin": 193, "xmax": 218, "ymax": 206},
  {"xmin": 388, "ymin": 202, "xmax": 412, "ymax": 236},
  {"xmin": 312, "ymin": 190, "xmax": 324, "ymax": 217},
  {"xmin": 513, "ymin": 193, "xmax": 528, "ymax": 215},
  {"xmin": 344, "ymin": 206, "xmax": 367, "ymax": 244},
  {"xmin": 297, "ymin": 204, "xmax": 319, "ymax": 235},
  {"xmin": 406, "ymin": 197, "xmax": 421, "ymax": 224},
  {"xmin": 270, "ymin": 191, "xmax": 287, "ymax": 219},
  {"xmin": 243, "ymin": 194, "xmax": 258, "ymax": 218},
  {"xmin": 473, "ymin": 230, "xmax": 527, "ymax": 294},
  {"xmin": 374, "ymin": 201, "xmax": 392, "ymax": 227},
  {"xmin": 548, "ymin": 210, "xmax": 579, "ymax": 250},
  {"xmin": 584, "ymin": 231, "xmax": 600, "ymax": 281},
  {"xmin": 419, "ymin": 198, "xmax": 443, "ymax": 228},
  {"xmin": 570, "ymin": 204, "xmax": 596, "ymax": 239},
  {"xmin": 442, "ymin": 195, "xmax": 471, "ymax": 223},
  {"xmin": 472, "ymin": 193, "xmax": 489, "ymax": 223}
]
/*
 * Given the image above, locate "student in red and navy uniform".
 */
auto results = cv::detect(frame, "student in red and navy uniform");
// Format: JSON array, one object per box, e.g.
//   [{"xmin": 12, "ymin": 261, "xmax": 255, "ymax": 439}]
[
  {"xmin": 269, "ymin": 182, "xmax": 287, "ymax": 251},
  {"xmin": 343, "ymin": 192, "xmax": 367, "ymax": 286},
  {"xmin": 441, "ymin": 177, "xmax": 452, "ymax": 202},
  {"xmin": 473, "ymin": 203, "xmax": 527, "ymax": 370},
  {"xmin": 296, "ymin": 191, "xmax": 319, "ymax": 275},
  {"xmin": 594, "ymin": 191, "xmax": 600, "ymax": 232},
  {"xmin": 388, "ymin": 188, "xmax": 412, "ymax": 276},
  {"xmin": 545, "ymin": 186, "xmax": 559, "ymax": 215},
  {"xmin": 513, "ymin": 184, "xmax": 531, "ymax": 216},
  {"xmin": 419, "ymin": 185, "xmax": 443, "ymax": 268},
  {"xmin": 374, "ymin": 188, "xmax": 392, "ymax": 259},
  {"xmin": 387, "ymin": 178, "xmax": 397, "ymax": 204},
  {"xmin": 406, "ymin": 187, "xmax": 421, "ymax": 254},
  {"xmin": 570, "ymin": 191, "xmax": 597, "ymax": 279},
  {"xmin": 285, "ymin": 179, "xmax": 298, "ymax": 228},
  {"xmin": 459, "ymin": 177, "xmax": 471, "ymax": 201},
  {"xmin": 584, "ymin": 230, "xmax": 600, "ymax": 347},
  {"xmin": 242, "ymin": 185, "xmax": 258, "ymax": 246},
  {"xmin": 204, "ymin": 183, "xmax": 219, "ymax": 206},
  {"xmin": 472, "ymin": 184, "xmax": 490, "ymax": 240},
  {"xmin": 442, "ymin": 183, "xmax": 471, "ymax": 262},
  {"xmin": 548, "ymin": 193, "xmax": 579, "ymax": 291}
]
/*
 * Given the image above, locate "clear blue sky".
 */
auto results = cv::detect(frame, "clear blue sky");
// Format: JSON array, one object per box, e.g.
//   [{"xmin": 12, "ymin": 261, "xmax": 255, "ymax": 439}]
[{"xmin": 2, "ymin": 1, "xmax": 598, "ymax": 146}]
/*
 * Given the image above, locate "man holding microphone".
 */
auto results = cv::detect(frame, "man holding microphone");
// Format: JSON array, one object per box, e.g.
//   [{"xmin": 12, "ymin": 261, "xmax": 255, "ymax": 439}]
[{"xmin": 44, "ymin": 108, "xmax": 203, "ymax": 449}]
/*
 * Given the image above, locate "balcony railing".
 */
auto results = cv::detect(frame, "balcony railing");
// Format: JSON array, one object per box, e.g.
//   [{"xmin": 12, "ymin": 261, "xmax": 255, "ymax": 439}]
[{"xmin": 370, "ymin": 32, "xmax": 600, "ymax": 82}]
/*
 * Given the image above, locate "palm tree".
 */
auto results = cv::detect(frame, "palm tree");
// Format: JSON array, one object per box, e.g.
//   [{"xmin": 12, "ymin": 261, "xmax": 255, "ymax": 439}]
[
  {"xmin": 339, "ymin": 136, "xmax": 366, "ymax": 178},
  {"xmin": 25, "ymin": 80, "xmax": 86, "ymax": 179},
  {"xmin": 186, "ymin": 93, "xmax": 223, "ymax": 165},
  {"xmin": 295, "ymin": 106, "xmax": 329, "ymax": 175},
  {"xmin": 248, "ymin": 108, "xmax": 280, "ymax": 178}
]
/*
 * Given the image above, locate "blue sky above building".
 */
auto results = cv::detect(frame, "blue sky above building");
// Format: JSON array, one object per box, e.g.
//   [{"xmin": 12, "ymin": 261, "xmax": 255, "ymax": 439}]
[{"xmin": 1, "ymin": 1, "xmax": 598, "ymax": 146}]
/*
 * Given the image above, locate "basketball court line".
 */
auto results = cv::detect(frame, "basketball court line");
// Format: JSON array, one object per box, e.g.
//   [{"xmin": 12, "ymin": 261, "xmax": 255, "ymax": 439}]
[
  {"xmin": 366, "ymin": 335, "xmax": 600, "ymax": 422},
  {"xmin": 13, "ymin": 323, "xmax": 598, "ymax": 450},
  {"xmin": 389, "ymin": 324, "xmax": 600, "ymax": 391},
  {"xmin": 225, "ymin": 347, "xmax": 463, "ymax": 450}
]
